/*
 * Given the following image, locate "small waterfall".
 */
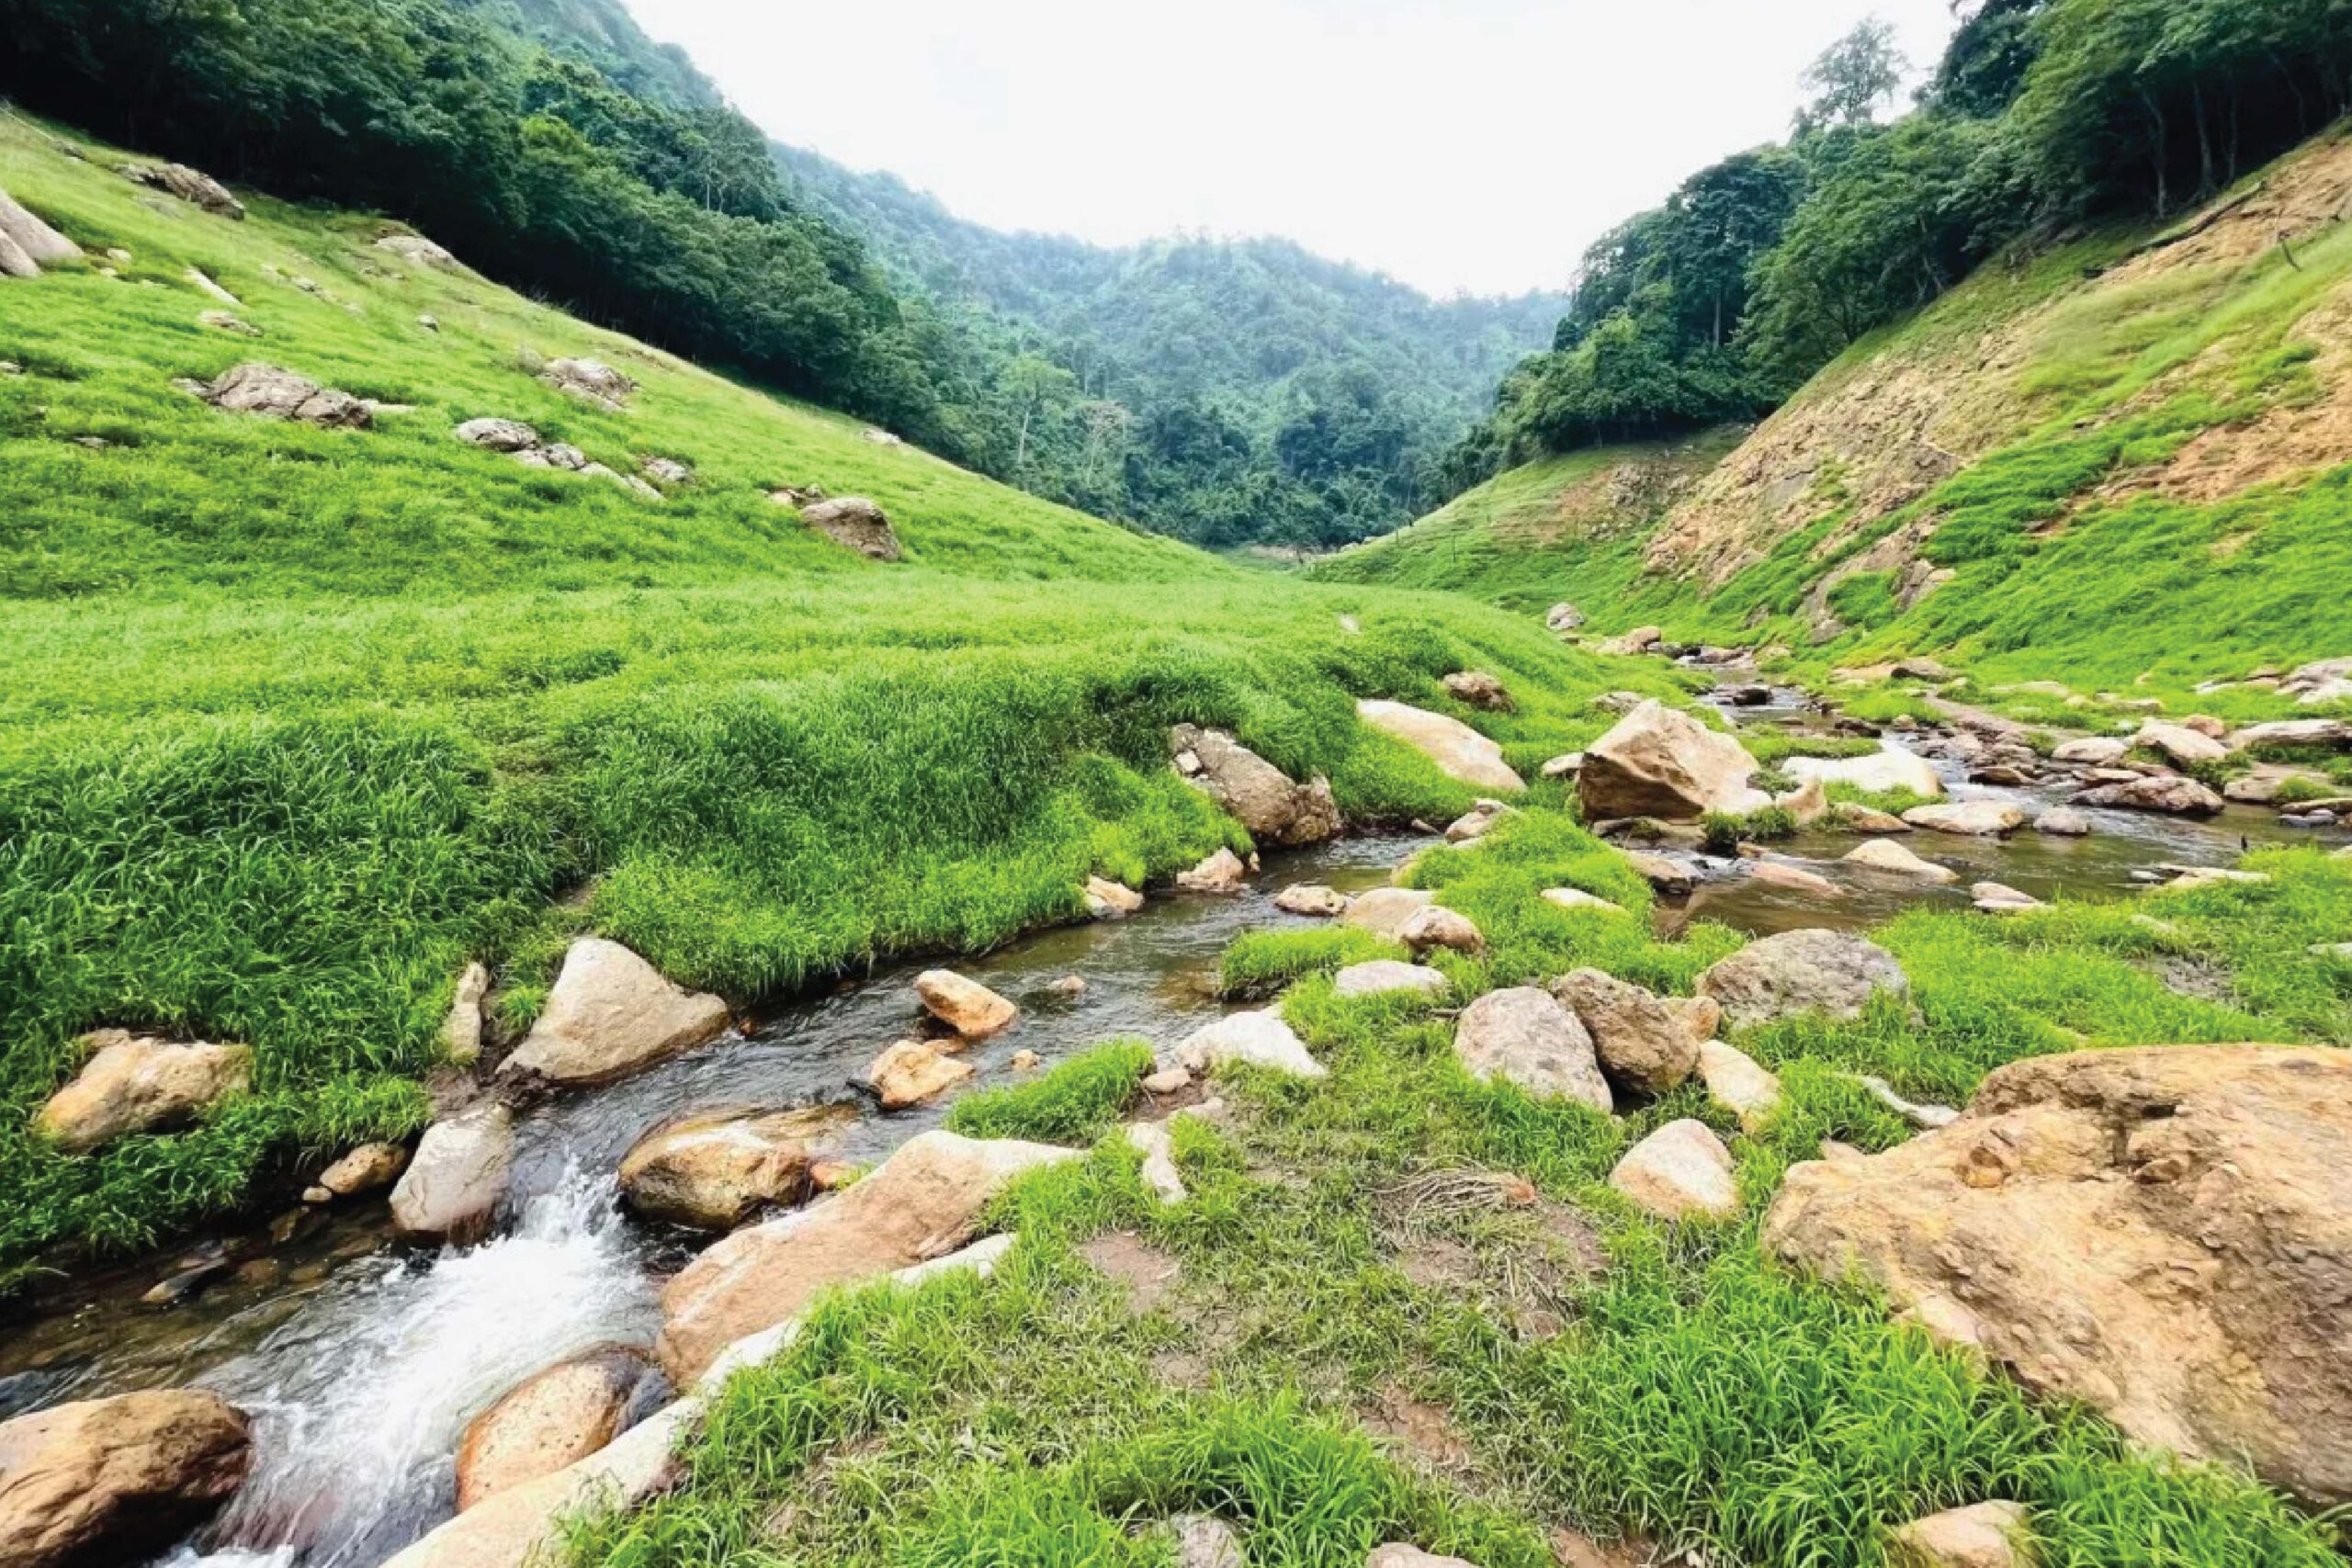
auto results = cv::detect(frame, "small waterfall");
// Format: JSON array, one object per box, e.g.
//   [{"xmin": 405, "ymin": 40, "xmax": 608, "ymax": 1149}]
[{"xmin": 163, "ymin": 1168, "xmax": 659, "ymax": 1568}]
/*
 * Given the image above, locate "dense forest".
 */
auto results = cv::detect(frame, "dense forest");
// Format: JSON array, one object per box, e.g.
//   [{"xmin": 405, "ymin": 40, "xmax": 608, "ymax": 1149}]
[
  {"xmin": 775, "ymin": 146, "xmax": 1566, "ymax": 548},
  {"xmin": 1446, "ymin": 0, "xmax": 2352, "ymax": 494},
  {"xmin": 0, "ymin": 0, "xmax": 1559, "ymax": 550}
]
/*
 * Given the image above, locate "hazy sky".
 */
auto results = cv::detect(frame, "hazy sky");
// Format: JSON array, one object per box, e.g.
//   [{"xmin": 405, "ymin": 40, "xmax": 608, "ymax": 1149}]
[{"xmin": 626, "ymin": 0, "xmax": 1962, "ymax": 299}]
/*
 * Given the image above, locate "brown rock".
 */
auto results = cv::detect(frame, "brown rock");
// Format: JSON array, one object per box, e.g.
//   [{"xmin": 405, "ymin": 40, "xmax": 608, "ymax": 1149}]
[
  {"xmin": 1549, "ymin": 970, "xmax": 1717, "ymax": 1095},
  {"xmin": 540, "ymin": 356, "xmax": 634, "ymax": 409},
  {"xmin": 1399, "ymin": 905, "xmax": 1484, "ymax": 957},
  {"xmin": 1177, "ymin": 847, "xmax": 1250, "ymax": 895},
  {"xmin": 1355, "ymin": 700, "xmax": 1525, "ymax": 793},
  {"xmin": 1843, "ymin": 839, "xmax": 1959, "ymax": 883},
  {"xmin": 1903, "ymin": 801, "xmax": 2027, "ymax": 837},
  {"xmin": 1765, "ymin": 1045, "xmax": 2352, "ymax": 1506},
  {"xmin": 319, "ymin": 1141, "xmax": 409, "ymax": 1198},
  {"xmin": 1442, "ymin": 671, "xmax": 1513, "ymax": 712},
  {"xmin": 456, "ymin": 1347, "xmax": 665, "ymax": 1511},
  {"xmin": 797, "ymin": 497, "xmax": 902, "ymax": 561},
  {"xmin": 914, "ymin": 970, "xmax": 1019, "ymax": 1040},
  {"xmin": 121, "ymin": 162, "xmax": 245, "ymax": 219},
  {"xmin": 1579, "ymin": 702, "xmax": 1767, "ymax": 822},
  {"xmin": 1698, "ymin": 1040, "xmax": 1781, "ymax": 1132},
  {"xmin": 656, "ymin": 1131, "xmax": 1079, "ymax": 1380},
  {"xmin": 1170, "ymin": 725, "xmax": 1340, "ymax": 846},
  {"xmin": 620, "ymin": 1107, "xmax": 849, "ymax": 1229},
  {"xmin": 1888, "ymin": 1502, "xmax": 2033, "ymax": 1568},
  {"xmin": 1084, "ymin": 876, "xmax": 1146, "ymax": 919},
  {"xmin": 1275, "ymin": 884, "xmax": 1350, "ymax": 918},
  {"xmin": 0, "ymin": 1390, "xmax": 251, "ymax": 1568},
  {"xmin": 502, "ymin": 938, "xmax": 729, "ymax": 1087},
  {"xmin": 1609, "ymin": 1119, "xmax": 1739, "ymax": 1222},
  {"xmin": 1442, "ymin": 799, "xmax": 1511, "ymax": 844},
  {"xmin": 865, "ymin": 1040, "xmax": 975, "ymax": 1110},
  {"xmin": 1342, "ymin": 886, "xmax": 1435, "ymax": 941},
  {"xmin": 33, "ymin": 1031, "xmax": 252, "ymax": 1154}
]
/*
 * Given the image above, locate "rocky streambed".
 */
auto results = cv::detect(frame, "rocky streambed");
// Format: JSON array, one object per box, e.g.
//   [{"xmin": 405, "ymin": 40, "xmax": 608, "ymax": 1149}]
[{"xmin": 2, "ymin": 686, "xmax": 2343, "ymax": 1568}]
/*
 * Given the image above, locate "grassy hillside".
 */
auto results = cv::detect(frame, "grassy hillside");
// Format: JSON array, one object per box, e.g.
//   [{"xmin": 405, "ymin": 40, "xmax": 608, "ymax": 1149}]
[
  {"xmin": 1318, "ymin": 130, "xmax": 2352, "ymax": 706},
  {"xmin": 0, "ymin": 115, "xmax": 1678, "ymax": 1276}
]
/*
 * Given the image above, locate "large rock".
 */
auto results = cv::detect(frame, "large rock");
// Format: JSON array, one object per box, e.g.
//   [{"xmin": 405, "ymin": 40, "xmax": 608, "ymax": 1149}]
[
  {"xmin": 455, "ymin": 417, "xmax": 541, "ymax": 453},
  {"xmin": 1170, "ymin": 726, "xmax": 1340, "ymax": 846},
  {"xmin": 1342, "ymin": 886, "xmax": 1435, "ymax": 942},
  {"xmin": 797, "ymin": 496, "xmax": 902, "ymax": 562},
  {"xmin": 1399, "ymin": 905, "xmax": 1484, "ymax": 957},
  {"xmin": 122, "ymin": 162, "xmax": 245, "ymax": 219},
  {"xmin": 456, "ymin": 1346, "xmax": 665, "ymax": 1512},
  {"xmin": 2052, "ymin": 737, "xmax": 2130, "ymax": 767},
  {"xmin": 1764, "ymin": 1045, "xmax": 2352, "ymax": 1506},
  {"xmin": 1903, "ymin": 801, "xmax": 2026, "ymax": 837},
  {"xmin": 1332, "ymin": 962, "xmax": 1450, "ymax": 1000},
  {"xmin": 1356, "ymin": 701, "xmax": 1524, "ymax": 793},
  {"xmin": 1784, "ymin": 746, "xmax": 1945, "ymax": 800},
  {"xmin": 0, "ymin": 1390, "xmax": 251, "ymax": 1568},
  {"xmin": 199, "ymin": 363, "xmax": 370, "ymax": 428},
  {"xmin": 541, "ymin": 356, "xmax": 634, "ymax": 409},
  {"xmin": 1579, "ymin": 702, "xmax": 1768, "ymax": 822},
  {"xmin": 377, "ymin": 232, "xmax": 457, "ymax": 268},
  {"xmin": 915, "ymin": 970, "xmax": 1018, "ymax": 1040},
  {"xmin": 1546, "ymin": 604, "xmax": 1585, "ymax": 634},
  {"xmin": 1609, "ymin": 1120, "xmax": 1739, "ymax": 1222},
  {"xmin": 32, "ymin": 1030, "xmax": 252, "ymax": 1154},
  {"xmin": 1452, "ymin": 989, "xmax": 1611, "ymax": 1112},
  {"xmin": 1547, "ymin": 970, "xmax": 1716, "ymax": 1096},
  {"xmin": 1176, "ymin": 847, "xmax": 1250, "ymax": 895},
  {"xmin": 2074, "ymin": 775, "xmax": 2225, "ymax": 817},
  {"xmin": 1698, "ymin": 1041, "xmax": 1781, "ymax": 1132},
  {"xmin": 1888, "ymin": 1502, "xmax": 2031, "ymax": 1568},
  {"xmin": 1275, "ymin": 884, "xmax": 1349, "ymax": 918},
  {"xmin": 0, "ymin": 186, "xmax": 79, "ymax": 269},
  {"xmin": 2281, "ymin": 658, "xmax": 2352, "ymax": 706},
  {"xmin": 1842, "ymin": 839, "xmax": 1959, "ymax": 883},
  {"xmin": 619, "ymin": 1107, "xmax": 848, "ymax": 1230},
  {"xmin": 503, "ymin": 938, "xmax": 728, "ymax": 1087},
  {"xmin": 1442, "ymin": 671, "xmax": 1512, "ymax": 712},
  {"xmin": 1697, "ymin": 929, "xmax": 1908, "ymax": 1030},
  {"xmin": 390, "ymin": 1102, "xmax": 514, "ymax": 1244},
  {"xmin": 0, "ymin": 228, "xmax": 38, "ymax": 280},
  {"xmin": 318, "ymin": 1141, "xmax": 409, "ymax": 1199},
  {"xmin": 1084, "ymin": 876, "xmax": 1146, "ymax": 919},
  {"xmin": 2230, "ymin": 717, "xmax": 2352, "ymax": 752},
  {"xmin": 2135, "ymin": 722, "xmax": 2227, "ymax": 766},
  {"xmin": 1176, "ymin": 1010, "xmax": 1327, "ymax": 1080},
  {"xmin": 656, "ymin": 1130, "xmax": 1078, "ymax": 1380},
  {"xmin": 864, "ymin": 1040, "xmax": 974, "ymax": 1110}
]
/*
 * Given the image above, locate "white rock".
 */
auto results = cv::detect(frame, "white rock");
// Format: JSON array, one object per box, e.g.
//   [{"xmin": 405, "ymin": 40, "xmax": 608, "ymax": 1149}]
[
  {"xmin": 1609, "ymin": 1120, "xmax": 1739, "ymax": 1222},
  {"xmin": 503, "ymin": 938, "xmax": 728, "ymax": 1087},
  {"xmin": 1177, "ymin": 1011, "xmax": 1327, "ymax": 1080},
  {"xmin": 1356, "ymin": 700, "xmax": 1524, "ymax": 793}
]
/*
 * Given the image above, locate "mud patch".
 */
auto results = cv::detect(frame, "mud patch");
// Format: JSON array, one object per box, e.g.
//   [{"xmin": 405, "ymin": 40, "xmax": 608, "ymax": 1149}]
[
  {"xmin": 2139, "ymin": 952, "xmax": 2239, "ymax": 1006},
  {"xmin": 1079, "ymin": 1231, "xmax": 1184, "ymax": 1315},
  {"xmin": 1358, "ymin": 1383, "xmax": 1474, "ymax": 1472}
]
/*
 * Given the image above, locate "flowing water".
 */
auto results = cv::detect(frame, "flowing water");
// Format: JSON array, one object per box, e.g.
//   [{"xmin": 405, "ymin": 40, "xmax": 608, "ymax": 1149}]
[
  {"xmin": 0, "ymin": 835, "xmax": 1411, "ymax": 1568},
  {"xmin": 1, "ymin": 702, "xmax": 2341, "ymax": 1568}
]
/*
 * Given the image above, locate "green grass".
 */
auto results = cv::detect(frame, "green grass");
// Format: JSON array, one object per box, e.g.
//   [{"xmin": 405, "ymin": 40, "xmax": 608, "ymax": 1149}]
[
  {"xmin": 1317, "ymin": 131, "xmax": 2352, "ymax": 718},
  {"xmin": 1219, "ymin": 927, "xmax": 1409, "ymax": 1000},
  {"xmin": 946, "ymin": 1042, "xmax": 1156, "ymax": 1145},
  {"xmin": 563, "ymin": 814, "xmax": 2348, "ymax": 1568},
  {"xmin": 0, "ymin": 117, "xmax": 1688, "ymax": 1275}
]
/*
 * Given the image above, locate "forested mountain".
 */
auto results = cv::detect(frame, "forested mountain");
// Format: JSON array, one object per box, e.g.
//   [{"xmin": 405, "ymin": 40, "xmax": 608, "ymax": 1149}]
[
  {"xmin": 775, "ymin": 143, "xmax": 1567, "ymax": 547},
  {"xmin": 0, "ymin": 0, "xmax": 1556, "ymax": 550},
  {"xmin": 1446, "ymin": 0, "xmax": 2352, "ymax": 495}
]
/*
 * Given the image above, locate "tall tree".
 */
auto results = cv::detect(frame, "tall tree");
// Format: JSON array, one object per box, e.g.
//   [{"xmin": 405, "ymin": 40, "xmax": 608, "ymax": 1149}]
[{"xmin": 1795, "ymin": 17, "xmax": 1911, "ymax": 134}]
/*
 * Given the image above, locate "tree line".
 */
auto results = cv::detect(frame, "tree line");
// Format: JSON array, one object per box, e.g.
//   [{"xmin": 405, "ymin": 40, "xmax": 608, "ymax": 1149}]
[{"xmin": 1445, "ymin": 0, "xmax": 2352, "ymax": 493}]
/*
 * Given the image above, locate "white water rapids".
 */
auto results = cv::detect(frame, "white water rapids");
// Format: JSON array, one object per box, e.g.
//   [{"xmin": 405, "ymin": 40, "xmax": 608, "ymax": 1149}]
[{"xmin": 161, "ymin": 1168, "xmax": 658, "ymax": 1568}]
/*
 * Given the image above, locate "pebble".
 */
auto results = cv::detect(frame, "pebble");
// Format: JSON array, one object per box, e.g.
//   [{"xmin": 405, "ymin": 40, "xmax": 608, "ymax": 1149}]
[{"xmin": 1142, "ymin": 1066, "xmax": 1194, "ymax": 1096}]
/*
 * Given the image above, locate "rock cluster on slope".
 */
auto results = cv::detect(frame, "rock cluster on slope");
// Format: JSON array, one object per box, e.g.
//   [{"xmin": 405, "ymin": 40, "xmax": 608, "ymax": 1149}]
[{"xmin": 1170, "ymin": 725, "xmax": 1341, "ymax": 846}]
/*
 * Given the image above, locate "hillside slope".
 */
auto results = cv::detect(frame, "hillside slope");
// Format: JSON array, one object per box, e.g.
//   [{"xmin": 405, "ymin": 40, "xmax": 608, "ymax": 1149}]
[
  {"xmin": 0, "ymin": 116, "xmax": 1663, "ymax": 1274},
  {"xmin": 1319, "ymin": 129, "xmax": 2352, "ymax": 705}
]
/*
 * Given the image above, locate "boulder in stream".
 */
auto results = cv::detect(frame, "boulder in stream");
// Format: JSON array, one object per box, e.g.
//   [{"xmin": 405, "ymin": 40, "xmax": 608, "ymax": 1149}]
[
  {"xmin": 619, "ymin": 1106, "xmax": 849, "ymax": 1229},
  {"xmin": 502, "ymin": 938, "xmax": 729, "ymax": 1088},
  {"xmin": 32, "ymin": 1030, "xmax": 252, "ymax": 1154},
  {"xmin": 1784, "ymin": 747, "xmax": 1945, "ymax": 801},
  {"xmin": 1578, "ymin": 702, "xmax": 1768, "ymax": 822},
  {"xmin": 1765, "ymin": 1045, "xmax": 2352, "ymax": 1507},
  {"xmin": 0, "ymin": 1390, "xmax": 252, "ymax": 1568},
  {"xmin": 1841, "ymin": 838, "xmax": 1958, "ymax": 883},
  {"xmin": 914, "ymin": 969, "xmax": 1019, "ymax": 1040},
  {"xmin": 2135, "ymin": 722, "xmax": 2228, "ymax": 767},
  {"xmin": 318, "ymin": 1141, "xmax": 409, "ymax": 1199},
  {"xmin": 1084, "ymin": 876, "xmax": 1146, "ymax": 919},
  {"xmin": 456, "ymin": 1346, "xmax": 667, "ymax": 1512},
  {"xmin": 656, "ymin": 1130, "xmax": 1079, "ymax": 1381},
  {"xmin": 1355, "ymin": 700, "xmax": 1524, "ymax": 793},
  {"xmin": 1176, "ymin": 847, "xmax": 1250, "ymax": 895},
  {"xmin": 2074, "ymin": 774, "xmax": 2225, "ymax": 816},
  {"xmin": 864, "ymin": 1039, "xmax": 975, "ymax": 1110},
  {"xmin": 1274, "ymin": 884, "xmax": 1350, "ymax": 918},
  {"xmin": 1902, "ymin": 801, "xmax": 2026, "ymax": 837},
  {"xmin": 390, "ymin": 1102, "xmax": 514, "ymax": 1244}
]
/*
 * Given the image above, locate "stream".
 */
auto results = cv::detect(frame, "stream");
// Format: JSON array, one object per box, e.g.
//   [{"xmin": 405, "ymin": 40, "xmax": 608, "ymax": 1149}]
[{"xmin": 0, "ymin": 699, "xmax": 2341, "ymax": 1568}]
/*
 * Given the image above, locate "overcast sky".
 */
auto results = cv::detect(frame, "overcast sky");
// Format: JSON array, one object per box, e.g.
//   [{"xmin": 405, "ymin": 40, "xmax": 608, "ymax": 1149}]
[{"xmin": 625, "ymin": 0, "xmax": 1962, "ymax": 299}]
